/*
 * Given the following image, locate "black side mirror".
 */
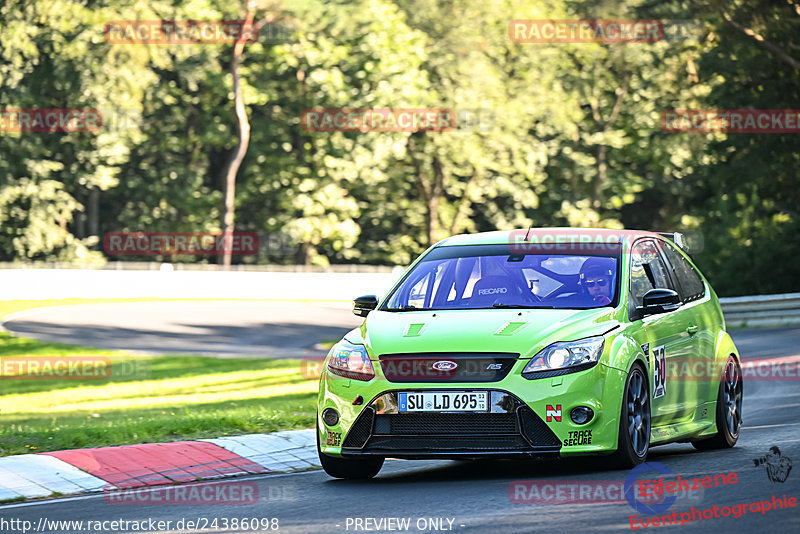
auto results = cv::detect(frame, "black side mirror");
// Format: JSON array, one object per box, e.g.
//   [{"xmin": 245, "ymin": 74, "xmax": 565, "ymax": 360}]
[
  {"xmin": 638, "ymin": 288, "xmax": 681, "ymax": 317},
  {"xmin": 353, "ymin": 295, "xmax": 379, "ymax": 317}
]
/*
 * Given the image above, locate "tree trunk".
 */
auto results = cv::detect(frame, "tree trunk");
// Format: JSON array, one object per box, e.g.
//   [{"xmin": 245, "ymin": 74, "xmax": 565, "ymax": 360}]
[
  {"xmin": 721, "ymin": 12, "xmax": 800, "ymax": 70},
  {"xmin": 449, "ymin": 163, "xmax": 482, "ymax": 235},
  {"xmin": 594, "ymin": 144, "xmax": 607, "ymax": 208},
  {"xmin": 88, "ymin": 188, "xmax": 99, "ymax": 240},
  {"xmin": 296, "ymin": 241, "xmax": 311, "ymax": 268},
  {"xmin": 427, "ymin": 156, "xmax": 445, "ymax": 245},
  {"xmin": 75, "ymin": 188, "xmax": 85, "ymax": 238},
  {"xmin": 218, "ymin": 2, "xmax": 256, "ymax": 268}
]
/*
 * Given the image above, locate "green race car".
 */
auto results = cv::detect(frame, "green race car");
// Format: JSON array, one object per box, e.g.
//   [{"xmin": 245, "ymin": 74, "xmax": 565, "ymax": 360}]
[{"xmin": 316, "ymin": 228, "xmax": 743, "ymax": 479}]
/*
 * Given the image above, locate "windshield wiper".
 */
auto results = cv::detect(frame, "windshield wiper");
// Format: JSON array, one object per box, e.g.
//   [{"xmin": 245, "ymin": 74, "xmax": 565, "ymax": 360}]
[
  {"xmin": 490, "ymin": 303, "xmax": 555, "ymax": 309},
  {"xmin": 384, "ymin": 305, "xmax": 428, "ymax": 312}
]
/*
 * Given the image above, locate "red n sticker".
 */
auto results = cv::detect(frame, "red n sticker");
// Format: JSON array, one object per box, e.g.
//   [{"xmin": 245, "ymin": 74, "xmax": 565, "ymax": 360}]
[{"xmin": 546, "ymin": 404, "xmax": 562, "ymax": 422}]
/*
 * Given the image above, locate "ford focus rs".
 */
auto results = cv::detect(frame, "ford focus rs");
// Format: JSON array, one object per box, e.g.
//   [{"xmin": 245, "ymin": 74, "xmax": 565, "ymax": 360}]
[{"xmin": 316, "ymin": 228, "xmax": 743, "ymax": 478}]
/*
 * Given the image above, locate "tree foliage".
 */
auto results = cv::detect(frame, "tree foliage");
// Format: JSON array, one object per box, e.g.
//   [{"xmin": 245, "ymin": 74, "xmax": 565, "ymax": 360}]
[{"xmin": 0, "ymin": 0, "xmax": 797, "ymax": 294}]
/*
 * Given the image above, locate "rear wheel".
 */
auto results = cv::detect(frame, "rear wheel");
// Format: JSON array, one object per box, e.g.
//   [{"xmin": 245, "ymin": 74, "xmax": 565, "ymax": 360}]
[
  {"xmin": 317, "ymin": 423, "xmax": 384, "ymax": 479},
  {"xmin": 611, "ymin": 364, "xmax": 650, "ymax": 468},
  {"xmin": 692, "ymin": 356, "xmax": 742, "ymax": 450}
]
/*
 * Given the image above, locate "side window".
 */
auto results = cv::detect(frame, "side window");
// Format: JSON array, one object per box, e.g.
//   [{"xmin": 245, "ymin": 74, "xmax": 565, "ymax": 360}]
[
  {"xmin": 630, "ymin": 240, "xmax": 672, "ymax": 308},
  {"xmin": 662, "ymin": 243, "xmax": 705, "ymax": 302}
]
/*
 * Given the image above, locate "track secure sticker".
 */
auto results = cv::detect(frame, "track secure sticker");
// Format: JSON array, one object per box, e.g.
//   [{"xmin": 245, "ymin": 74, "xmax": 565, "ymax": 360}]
[
  {"xmin": 563, "ymin": 430, "xmax": 592, "ymax": 446},
  {"xmin": 546, "ymin": 404, "xmax": 561, "ymax": 422},
  {"xmin": 326, "ymin": 430, "xmax": 341, "ymax": 446},
  {"xmin": 653, "ymin": 345, "xmax": 666, "ymax": 399}
]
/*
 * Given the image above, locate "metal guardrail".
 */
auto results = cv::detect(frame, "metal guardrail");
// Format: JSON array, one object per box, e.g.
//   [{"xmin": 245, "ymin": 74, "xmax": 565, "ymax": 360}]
[
  {"xmin": 719, "ymin": 292, "xmax": 800, "ymax": 327},
  {"xmin": 0, "ymin": 262, "xmax": 795, "ymax": 326},
  {"xmin": 0, "ymin": 261, "xmax": 401, "ymax": 273}
]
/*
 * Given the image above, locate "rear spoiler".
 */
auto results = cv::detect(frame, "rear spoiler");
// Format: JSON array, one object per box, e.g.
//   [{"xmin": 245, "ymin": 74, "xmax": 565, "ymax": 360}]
[{"xmin": 657, "ymin": 232, "xmax": 687, "ymax": 250}]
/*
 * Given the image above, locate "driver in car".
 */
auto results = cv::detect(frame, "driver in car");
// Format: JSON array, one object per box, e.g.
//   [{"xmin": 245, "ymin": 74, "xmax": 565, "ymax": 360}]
[{"xmin": 579, "ymin": 258, "xmax": 614, "ymax": 306}]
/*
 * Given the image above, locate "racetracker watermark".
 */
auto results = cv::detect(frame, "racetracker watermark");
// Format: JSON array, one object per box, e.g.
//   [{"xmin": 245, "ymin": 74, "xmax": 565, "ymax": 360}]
[
  {"xmin": 511, "ymin": 462, "xmax": 711, "ymax": 514},
  {"xmin": 1, "ymin": 517, "xmax": 279, "ymax": 533},
  {"xmin": 300, "ymin": 108, "xmax": 496, "ymax": 133},
  {"xmin": 0, "ymin": 357, "xmax": 111, "ymax": 380},
  {"xmin": 104, "ymin": 481, "xmax": 259, "ymax": 505},
  {"xmin": 257, "ymin": 231, "xmax": 297, "ymax": 256},
  {"xmin": 510, "ymin": 479, "xmax": 661, "ymax": 506},
  {"xmin": 0, "ymin": 108, "xmax": 102, "ymax": 133},
  {"xmin": 650, "ymin": 356, "xmax": 800, "ymax": 382},
  {"xmin": 661, "ymin": 109, "xmax": 800, "ymax": 133},
  {"xmin": 104, "ymin": 231, "xmax": 259, "ymax": 256},
  {"xmin": 0, "ymin": 108, "xmax": 145, "ymax": 134},
  {"xmin": 301, "ymin": 357, "xmax": 325, "ymax": 379},
  {"xmin": 97, "ymin": 108, "xmax": 143, "ymax": 132},
  {"xmin": 0, "ymin": 357, "xmax": 149, "ymax": 380},
  {"xmin": 301, "ymin": 108, "xmax": 456, "ymax": 132},
  {"xmin": 104, "ymin": 20, "xmax": 292, "ymax": 44},
  {"xmin": 508, "ymin": 229, "xmax": 624, "ymax": 254},
  {"xmin": 509, "ymin": 20, "xmax": 702, "ymax": 44}
]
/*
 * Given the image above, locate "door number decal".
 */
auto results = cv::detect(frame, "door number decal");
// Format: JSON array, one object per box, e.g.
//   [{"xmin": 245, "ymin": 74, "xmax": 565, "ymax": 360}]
[{"xmin": 653, "ymin": 345, "xmax": 666, "ymax": 399}]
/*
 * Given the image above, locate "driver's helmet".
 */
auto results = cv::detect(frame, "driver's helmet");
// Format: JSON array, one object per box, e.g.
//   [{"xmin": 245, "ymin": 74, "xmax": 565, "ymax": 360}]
[{"xmin": 578, "ymin": 257, "xmax": 615, "ymax": 289}]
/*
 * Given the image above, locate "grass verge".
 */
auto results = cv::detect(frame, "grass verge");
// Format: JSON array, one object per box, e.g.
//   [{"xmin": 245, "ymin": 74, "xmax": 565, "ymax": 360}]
[{"xmin": 0, "ymin": 299, "xmax": 319, "ymax": 457}]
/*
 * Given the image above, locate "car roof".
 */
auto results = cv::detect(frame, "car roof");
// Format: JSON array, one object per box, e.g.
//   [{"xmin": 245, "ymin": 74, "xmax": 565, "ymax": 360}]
[{"xmin": 436, "ymin": 228, "xmax": 664, "ymax": 247}]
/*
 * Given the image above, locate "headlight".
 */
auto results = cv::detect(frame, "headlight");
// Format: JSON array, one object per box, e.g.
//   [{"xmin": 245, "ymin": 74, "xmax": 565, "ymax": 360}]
[
  {"xmin": 327, "ymin": 340, "xmax": 375, "ymax": 381},
  {"xmin": 522, "ymin": 336, "xmax": 604, "ymax": 379}
]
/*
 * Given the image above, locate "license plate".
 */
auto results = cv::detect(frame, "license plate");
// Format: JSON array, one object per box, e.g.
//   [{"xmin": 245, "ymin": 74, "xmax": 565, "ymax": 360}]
[{"xmin": 398, "ymin": 391, "xmax": 488, "ymax": 412}]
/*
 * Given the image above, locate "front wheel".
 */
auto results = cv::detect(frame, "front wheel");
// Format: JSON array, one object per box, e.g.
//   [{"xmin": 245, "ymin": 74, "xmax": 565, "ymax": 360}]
[
  {"xmin": 317, "ymin": 423, "xmax": 384, "ymax": 479},
  {"xmin": 692, "ymin": 356, "xmax": 742, "ymax": 450},
  {"xmin": 610, "ymin": 363, "xmax": 650, "ymax": 468}
]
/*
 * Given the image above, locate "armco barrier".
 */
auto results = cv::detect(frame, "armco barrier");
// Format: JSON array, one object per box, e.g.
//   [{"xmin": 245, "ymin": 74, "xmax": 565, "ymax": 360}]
[
  {"xmin": 0, "ymin": 261, "xmax": 398, "ymax": 272},
  {"xmin": 0, "ymin": 268, "xmax": 796, "ymax": 328},
  {"xmin": 0, "ymin": 269, "xmax": 400, "ymax": 301},
  {"xmin": 719, "ymin": 293, "xmax": 800, "ymax": 327}
]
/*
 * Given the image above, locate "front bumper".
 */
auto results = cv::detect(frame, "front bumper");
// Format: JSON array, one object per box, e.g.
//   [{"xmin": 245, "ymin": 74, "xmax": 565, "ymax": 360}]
[
  {"xmin": 317, "ymin": 360, "xmax": 626, "ymax": 459},
  {"xmin": 339, "ymin": 390, "xmax": 560, "ymax": 459}
]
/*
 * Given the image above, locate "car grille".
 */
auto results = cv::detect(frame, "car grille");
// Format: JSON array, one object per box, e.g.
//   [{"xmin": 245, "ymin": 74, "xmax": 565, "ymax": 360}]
[
  {"xmin": 378, "ymin": 352, "xmax": 518, "ymax": 383},
  {"xmin": 375, "ymin": 412, "xmax": 518, "ymax": 435},
  {"xmin": 341, "ymin": 391, "xmax": 561, "ymax": 454},
  {"xmin": 518, "ymin": 406, "xmax": 562, "ymax": 447},
  {"xmin": 341, "ymin": 407, "xmax": 374, "ymax": 448},
  {"xmin": 366, "ymin": 435, "xmax": 531, "ymax": 451}
]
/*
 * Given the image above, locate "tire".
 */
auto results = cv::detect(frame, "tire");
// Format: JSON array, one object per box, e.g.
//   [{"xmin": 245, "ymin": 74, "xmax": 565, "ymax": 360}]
[
  {"xmin": 317, "ymin": 423, "xmax": 384, "ymax": 479},
  {"xmin": 611, "ymin": 363, "xmax": 650, "ymax": 468},
  {"xmin": 692, "ymin": 355, "xmax": 742, "ymax": 450}
]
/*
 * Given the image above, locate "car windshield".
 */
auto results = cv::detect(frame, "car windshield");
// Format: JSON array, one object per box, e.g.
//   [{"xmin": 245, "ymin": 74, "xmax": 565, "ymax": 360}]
[{"xmin": 383, "ymin": 244, "xmax": 619, "ymax": 311}]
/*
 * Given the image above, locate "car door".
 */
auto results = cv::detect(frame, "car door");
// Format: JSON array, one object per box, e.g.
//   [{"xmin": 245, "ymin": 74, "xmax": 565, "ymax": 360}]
[
  {"xmin": 629, "ymin": 239, "xmax": 694, "ymax": 425},
  {"xmin": 661, "ymin": 241, "xmax": 716, "ymax": 408}
]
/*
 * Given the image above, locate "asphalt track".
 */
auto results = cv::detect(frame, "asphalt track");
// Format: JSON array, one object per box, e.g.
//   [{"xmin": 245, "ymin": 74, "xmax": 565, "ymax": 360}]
[
  {"xmin": 1, "ymin": 302, "xmax": 799, "ymax": 534},
  {"xmin": 1, "ymin": 301, "xmax": 362, "ymax": 358}
]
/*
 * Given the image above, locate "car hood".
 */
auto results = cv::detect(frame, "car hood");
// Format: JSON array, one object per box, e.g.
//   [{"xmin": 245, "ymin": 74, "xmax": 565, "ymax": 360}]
[{"xmin": 346, "ymin": 308, "xmax": 619, "ymax": 359}]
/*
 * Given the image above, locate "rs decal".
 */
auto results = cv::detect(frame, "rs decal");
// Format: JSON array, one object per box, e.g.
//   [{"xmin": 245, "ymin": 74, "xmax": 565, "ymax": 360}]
[
  {"xmin": 653, "ymin": 345, "xmax": 666, "ymax": 399},
  {"xmin": 641, "ymin": 343, "xmax": 650, "ymax": 368},
  {"xmin": 546, "ymin": 404, "xmax": 562, "ymax": 422}
]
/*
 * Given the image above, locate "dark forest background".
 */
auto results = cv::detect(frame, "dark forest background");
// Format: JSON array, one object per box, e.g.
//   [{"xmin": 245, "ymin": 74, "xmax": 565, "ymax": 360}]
[{"xmin": 1, "ymin": 0, "xmax": 798, "ymax": 296}]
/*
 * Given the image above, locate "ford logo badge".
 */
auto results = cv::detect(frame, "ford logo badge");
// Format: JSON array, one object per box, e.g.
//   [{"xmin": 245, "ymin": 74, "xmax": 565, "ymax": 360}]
[{"xmin": 432, "ymin": 360, "xmax": 458, "ymax": 371}]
